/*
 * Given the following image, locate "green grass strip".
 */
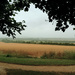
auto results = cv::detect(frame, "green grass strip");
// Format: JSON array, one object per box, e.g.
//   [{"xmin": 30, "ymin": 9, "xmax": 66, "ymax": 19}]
[{"xmin": 0, "ymin": 57, "xmax": 75, "ymax": 66}]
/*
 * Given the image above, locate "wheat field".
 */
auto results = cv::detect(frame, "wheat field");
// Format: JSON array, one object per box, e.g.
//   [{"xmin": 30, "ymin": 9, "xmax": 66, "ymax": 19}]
[{"xmin": 0, "ymin": 42, "xmax": 75, "ymax": 57}]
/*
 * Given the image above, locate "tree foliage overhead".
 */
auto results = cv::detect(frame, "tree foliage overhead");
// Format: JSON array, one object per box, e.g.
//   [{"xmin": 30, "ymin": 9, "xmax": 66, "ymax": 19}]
[
  {"xmin": 0, "ymin": 0, "xmax": 75, "ymax": 38},
  {"xmin": 0, "ymin": 0, "xmax": 26, "ymax": 38},
  {"xmin": 32, "ymin": 0, "xmax": 75, "ymax": 32}
]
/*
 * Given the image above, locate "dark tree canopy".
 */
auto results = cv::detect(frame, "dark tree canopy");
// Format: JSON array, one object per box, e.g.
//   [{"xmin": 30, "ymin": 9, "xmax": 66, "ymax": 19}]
[
  {"xmin": 0, "ymin": 0, "xmax": 75, "ymax": 38},
  {"xmin": 0, "ymin": 0, "xmax": 26, "ymax": 38}
]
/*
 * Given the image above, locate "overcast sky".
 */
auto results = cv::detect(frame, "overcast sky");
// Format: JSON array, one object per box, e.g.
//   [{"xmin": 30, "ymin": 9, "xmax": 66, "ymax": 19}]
[{"xmin": 0, "ymin": 4, "xmax": 75, "ymax": 38}]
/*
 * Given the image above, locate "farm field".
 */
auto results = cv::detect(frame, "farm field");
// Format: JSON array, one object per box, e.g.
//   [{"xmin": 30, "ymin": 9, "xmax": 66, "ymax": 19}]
[
  {"xmin": 0, "ymin": 42, "xmax": 75, "ymax": 57},
  {"xmin": 0, "ymin": 41, "xmax": 75, "ymax": 75}
]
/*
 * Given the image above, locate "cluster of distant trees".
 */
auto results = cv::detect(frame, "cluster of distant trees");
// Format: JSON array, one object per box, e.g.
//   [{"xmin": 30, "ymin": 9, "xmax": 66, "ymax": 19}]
[{"xmin": 1, "ymin": 39, "xmax": 75, "ymax": 46}]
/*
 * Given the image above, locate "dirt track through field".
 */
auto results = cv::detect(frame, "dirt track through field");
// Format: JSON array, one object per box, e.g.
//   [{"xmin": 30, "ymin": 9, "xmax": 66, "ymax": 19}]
[
  {"xmin": 0, "ymin": 62, "xmax": 75, "ymax": 75},
  {"xmin": 0, "ymin": 42, "xmax": 75, "ymax": 57}
]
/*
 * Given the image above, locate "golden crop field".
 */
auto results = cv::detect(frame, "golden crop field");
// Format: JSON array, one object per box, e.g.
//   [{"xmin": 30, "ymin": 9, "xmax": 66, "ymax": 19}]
[{"xmin": 0, "ymin": 42, "xmax": 75, "ymax": 57}]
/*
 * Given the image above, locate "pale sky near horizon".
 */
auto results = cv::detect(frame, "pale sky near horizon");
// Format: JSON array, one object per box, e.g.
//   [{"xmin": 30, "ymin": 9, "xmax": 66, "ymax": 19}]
[{"xmin": 0, "ymin": 4, "xmax": 75, "ymax": 38}]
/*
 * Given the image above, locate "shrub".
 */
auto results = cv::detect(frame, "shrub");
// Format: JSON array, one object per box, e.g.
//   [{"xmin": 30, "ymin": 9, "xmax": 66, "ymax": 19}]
[
  {"xmin": 62, "ymin": 51, "xmax": 75, "ymax": 59},
  {"xmin": 56, "ymin": 52, "xmax": 63, "ymax": 59},
  {"xmin": 6, "ymin": 54, "xmax": 12, "ymax": 57},
  {"xmin": 41, "ymin": 52, "xmax": 48, "ymax": 59},
  {"xmin": 41, "ymin": 51, "xmax": 75, "ymax": 59},
  {"xmin": 41, "ymin": 52, "xmax": 56, "ymax": 59},
  {"xmin": 48, "ymin": 52, "xmax": 56, "ymax": 59}
]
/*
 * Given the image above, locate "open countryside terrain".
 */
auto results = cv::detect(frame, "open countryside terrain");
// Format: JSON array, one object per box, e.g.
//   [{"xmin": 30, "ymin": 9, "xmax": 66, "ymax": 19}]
[
  {"xmin": 0, "ymin": 42, "xmax": 75, "ymax": 57},
  {"xmin": 0, "ymin": 41, "xmax": 75, "ymax": 75}
]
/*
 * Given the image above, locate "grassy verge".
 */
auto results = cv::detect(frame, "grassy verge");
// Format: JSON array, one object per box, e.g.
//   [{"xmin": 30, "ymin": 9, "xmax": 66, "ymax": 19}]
[
  {"xmin": 0, "ymin": 50, "xmax": 75, "ymax": 59},
  {"xmin": 41, "ymin": 51, "xmax": 75, "ymax": 59},
  {"xmin": 0, "ymin": 50, "xmax": 75, "ymax": 66},
  {"xmin": 0, "ymin": 57, "xmax": 75, "ymax": 66},
  {"xmin": 6, "ymin": 69, "xmax": 75, "ymax": 75}
]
